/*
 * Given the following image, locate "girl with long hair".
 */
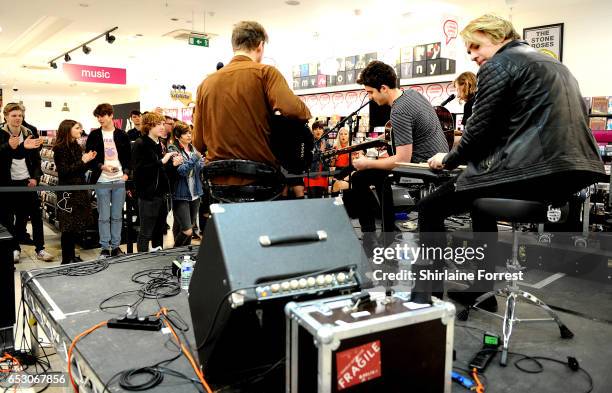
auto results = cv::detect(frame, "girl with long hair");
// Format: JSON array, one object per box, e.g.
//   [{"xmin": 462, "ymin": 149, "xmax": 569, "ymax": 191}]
[{"xmin": 53, "ymin": 120, "xmax": 96, "ymax": 264}]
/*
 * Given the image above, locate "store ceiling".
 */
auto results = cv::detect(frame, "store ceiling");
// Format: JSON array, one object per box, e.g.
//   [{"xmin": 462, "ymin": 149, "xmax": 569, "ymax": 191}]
[{"xmin": 0, "ymin": 0, "xmax": 590, "ymax": 96}]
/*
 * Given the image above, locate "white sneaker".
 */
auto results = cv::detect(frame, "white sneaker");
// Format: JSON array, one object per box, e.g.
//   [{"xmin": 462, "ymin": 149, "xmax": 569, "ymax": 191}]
[
  {"xmin": 13, "ymin": 250, "xmax": 20, "ymax": 263},
  {"xmin": 36, "ymin": 249, "xmax": 54, "ymax": 262},
  {"xmin": 149, "ymin": 246, "xmax": 163, "ymax": 252}
]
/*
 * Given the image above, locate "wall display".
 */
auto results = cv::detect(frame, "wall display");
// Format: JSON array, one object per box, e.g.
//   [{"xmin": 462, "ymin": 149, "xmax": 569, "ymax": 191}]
[
  {"xmin": 300, "ymin": 82, "xmax": 454, "ymax": 116},
  {"xmin": 113, "ymin": 102, "xmax": 140, "ymax": 130},
  {"xmin": 523, "ymin": 23, "xmax": 564, "ymax": 62}
]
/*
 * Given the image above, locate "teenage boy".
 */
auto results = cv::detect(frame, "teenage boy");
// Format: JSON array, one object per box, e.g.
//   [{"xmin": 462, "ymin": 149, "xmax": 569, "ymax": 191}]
[
  {"xmin": 0, "ymin": 103, "xmax": 53, "ymax": 262},
  {"xmin": 126, "ymin": 110, "xmax": 142, "ymax": 142},
  {"xmin": 85, "ymin": 103, "xmax": 131, "ymax": 258}
]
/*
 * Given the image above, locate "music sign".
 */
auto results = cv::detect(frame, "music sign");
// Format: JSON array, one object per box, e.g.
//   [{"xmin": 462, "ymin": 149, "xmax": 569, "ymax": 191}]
[
  {"xmin": 523, "ymin": 23, "xmax": 564, "ymax": 62},
  {"xmin": 63, "ymin": 63, "xmax": 126, "ymax": 85}
]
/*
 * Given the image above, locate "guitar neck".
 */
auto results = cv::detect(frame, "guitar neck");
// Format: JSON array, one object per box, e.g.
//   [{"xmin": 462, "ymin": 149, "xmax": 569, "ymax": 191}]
[{"xmin": 322, "ymin": 139, "xmax": 387, "ymax": 159}]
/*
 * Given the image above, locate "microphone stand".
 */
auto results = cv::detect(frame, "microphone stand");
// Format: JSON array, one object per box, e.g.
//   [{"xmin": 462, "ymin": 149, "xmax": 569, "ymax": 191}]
[{"xmin": 314, "ymin": 99, "xmax": 370, "ymax": 187}]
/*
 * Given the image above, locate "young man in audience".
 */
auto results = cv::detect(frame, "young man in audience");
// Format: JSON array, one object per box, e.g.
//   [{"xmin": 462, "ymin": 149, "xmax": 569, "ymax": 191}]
[
  {"xmin": 0, "ymin": 103, "xmax": 53, "ymax": 262},
  {"xmin": 85, "ymin": 103, "xmax": 131, "ymax": 258}
]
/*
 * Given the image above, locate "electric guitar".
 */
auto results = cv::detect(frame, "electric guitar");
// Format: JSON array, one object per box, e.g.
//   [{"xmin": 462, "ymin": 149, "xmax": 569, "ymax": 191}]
[
  {"xmin": 319, "ymin": 120, "xmax": 393, "ymax": 161},
  {"xmin": 269, "ymin": 114, "xmax": 314, "ymax": 174}
]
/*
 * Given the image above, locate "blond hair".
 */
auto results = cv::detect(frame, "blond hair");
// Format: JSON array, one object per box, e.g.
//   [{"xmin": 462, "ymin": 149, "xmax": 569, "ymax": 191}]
[
  {"xmin": 454, "ymin": 72, "xmax": 477, "ymax": 102},
  {"xmin": 460, "ymin": 14, "xmax": 521, "ymax": 47},
  {"xmin": 334, "ymin": 127, "xmax": 349, "ymax": 149},
  {"xmin": 3, "ymin": 102, "xmax": 25, "ymax": 117}
]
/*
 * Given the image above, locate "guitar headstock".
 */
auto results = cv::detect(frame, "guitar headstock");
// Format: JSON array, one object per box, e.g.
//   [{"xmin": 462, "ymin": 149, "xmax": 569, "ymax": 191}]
[{"xmin": 384, "ymin": 120, "xmax": 392, "ymax": 143}]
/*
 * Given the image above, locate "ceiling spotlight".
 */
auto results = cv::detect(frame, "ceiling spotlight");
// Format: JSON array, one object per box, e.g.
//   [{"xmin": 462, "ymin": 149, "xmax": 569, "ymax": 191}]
[
  {"xmin": 64, "ymin": 53, "xmax": 71, "ymax": 62},
  {"xmin": 82, "ymin": 45, "xmax": 91, "ymax": 54},
  {"xmin": 50, "ymin": 62, "xmax": 57, "ymax": 69},
  {"xmin": 106, "ymin": 32, "xmax": 116, "ymax": 44}
]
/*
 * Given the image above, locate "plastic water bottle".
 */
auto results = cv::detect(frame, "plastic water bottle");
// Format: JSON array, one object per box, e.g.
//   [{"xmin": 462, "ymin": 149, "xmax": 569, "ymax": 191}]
[{"xmin": 180, "ymin": 255, "xmax": 193, "ymax": 292}]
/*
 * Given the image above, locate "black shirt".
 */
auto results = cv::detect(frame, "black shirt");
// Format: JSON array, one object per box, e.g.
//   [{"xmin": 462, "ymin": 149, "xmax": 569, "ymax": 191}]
[
  {"xmin": 127, "ymin": 128, "xmax": 141, "ymax": 142},
  {"xmin": 131, "ymin": 135, "xmax": 171, "ymax": 199},
  {"xmin": 461, "ymin": 97, "xmax": 475, "ymax": 126}
]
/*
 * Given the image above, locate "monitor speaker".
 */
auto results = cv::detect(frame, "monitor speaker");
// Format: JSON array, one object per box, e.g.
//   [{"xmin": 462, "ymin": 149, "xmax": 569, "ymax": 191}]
[{"xmin": 188, "ymin": 198, "xmax": 368, "ymax": 389}]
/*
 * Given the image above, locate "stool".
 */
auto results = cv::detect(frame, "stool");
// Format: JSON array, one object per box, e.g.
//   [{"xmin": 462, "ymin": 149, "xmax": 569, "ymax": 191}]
[
  {"xmin": 458, "ymin": 198, "xmax": 574, "ymax": 366},
  {"xmin": 202, "ymin": 159, "xmax": 286, "ymax": 203}
]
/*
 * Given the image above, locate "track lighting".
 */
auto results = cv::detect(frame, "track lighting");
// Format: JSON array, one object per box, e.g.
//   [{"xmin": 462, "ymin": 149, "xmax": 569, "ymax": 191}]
[{"xmin": 48, "ymin": 26, "xmax": 118, "ymax": 68}]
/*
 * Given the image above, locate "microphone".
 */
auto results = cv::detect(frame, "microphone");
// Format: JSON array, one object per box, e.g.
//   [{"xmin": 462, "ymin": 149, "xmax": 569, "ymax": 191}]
[{"xmin": 439, "ymin": 94, "xmax": 456, "ymax": 107}]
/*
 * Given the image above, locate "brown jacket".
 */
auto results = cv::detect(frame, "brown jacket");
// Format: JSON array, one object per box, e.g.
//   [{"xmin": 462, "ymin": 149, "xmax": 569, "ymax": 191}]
[{"xmin": 193, "ymin": 55, "xmax": 311, "ymax": 172}]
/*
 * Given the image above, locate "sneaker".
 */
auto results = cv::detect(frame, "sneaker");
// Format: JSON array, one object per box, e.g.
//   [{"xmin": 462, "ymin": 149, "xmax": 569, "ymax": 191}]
[
  {"xmin": 72, "ymin": 256, "xmax": 84, "ymax": 262},
  {"xmin": 36, "ymin": 249, "xmax": 54, "ymax": 262},
  {"xmin": 149, "ymin": 246, "xmax": 163, "ymax": 252},
  {"xmin": 13, "ymin": 250, "xmax": 21, "ymax": 263},
  {"xmin": 99, "ymin": 249, "xmax": 111, "ymax": 259},
  {"xmin": 111, "ymin": 248, "xmax": 125, "ymax": 257}
]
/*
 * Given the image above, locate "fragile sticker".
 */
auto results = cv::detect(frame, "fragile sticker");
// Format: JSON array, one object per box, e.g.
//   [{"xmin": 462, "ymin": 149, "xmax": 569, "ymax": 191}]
[{"xmin": 336, "ymin": 340, "xmax": 381, "ymax": 390}]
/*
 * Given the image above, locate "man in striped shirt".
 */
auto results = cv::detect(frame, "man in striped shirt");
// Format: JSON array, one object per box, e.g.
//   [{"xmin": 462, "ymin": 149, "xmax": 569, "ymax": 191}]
[{"xmin": 351, "ymin": 61, "xmax": 448, "ymax": 233}]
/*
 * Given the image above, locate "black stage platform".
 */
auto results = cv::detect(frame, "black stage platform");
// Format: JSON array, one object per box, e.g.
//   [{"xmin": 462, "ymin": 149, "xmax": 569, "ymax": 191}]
[{"xmin": 19, "ymin": 242, "xmax": 612, "ymax": 393}]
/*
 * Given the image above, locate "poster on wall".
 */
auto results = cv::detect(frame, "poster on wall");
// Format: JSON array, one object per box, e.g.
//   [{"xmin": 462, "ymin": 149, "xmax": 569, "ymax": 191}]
[{"xmin": 523, "ymin": 23, "xmax": 564, "ymax": 62}]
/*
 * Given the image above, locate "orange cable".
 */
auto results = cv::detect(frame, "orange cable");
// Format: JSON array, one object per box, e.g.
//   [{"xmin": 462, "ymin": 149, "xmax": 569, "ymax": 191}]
[
  {"xmin": 67, "ymin": 321, "xmax": 107, "ymax": 392},
  {"xmin": 471, "ymin": 367, "xmax": 485, "ymax": 393},
  {"xmin": 157, "ymin": 308, "xmax": 213, "ymax": 393}
]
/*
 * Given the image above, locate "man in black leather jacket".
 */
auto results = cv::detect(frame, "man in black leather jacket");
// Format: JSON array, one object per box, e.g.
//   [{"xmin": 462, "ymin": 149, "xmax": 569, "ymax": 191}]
[{"xmin": 419, "ymin": 14, "xmax": 606, "ymax": 307}]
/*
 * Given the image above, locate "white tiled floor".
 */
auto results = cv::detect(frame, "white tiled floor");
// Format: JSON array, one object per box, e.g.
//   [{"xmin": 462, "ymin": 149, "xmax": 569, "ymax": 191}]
[{"xmin": 9, "ymin": 213, "xmax": 197, "ymax": 392}]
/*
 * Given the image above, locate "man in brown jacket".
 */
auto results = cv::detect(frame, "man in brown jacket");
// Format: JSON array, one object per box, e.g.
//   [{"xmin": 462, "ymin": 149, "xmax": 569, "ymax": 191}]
[{"xmin": 193, "ymin": 21, "xmax": 311, "ymax": 184}]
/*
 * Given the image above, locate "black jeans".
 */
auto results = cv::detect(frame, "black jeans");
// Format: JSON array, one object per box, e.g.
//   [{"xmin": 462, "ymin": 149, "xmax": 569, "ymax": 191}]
[
  {"xmin": 416, "ymin": 171, "xmax": 598, "ymax": 294},
  {"xmin": 8, "ymin": 180, "xmax": 45, "ymax": 252},
  {"xmin": 137, "ymin": 196, "xmax": 168, "ymax": 252},
  {"xmin": 61, "ymin": 231, "xmax": 77, "ymax": 264},
  {"xmin": 348, "ymin": 169, "xmax": 395, "ymax": 232}
]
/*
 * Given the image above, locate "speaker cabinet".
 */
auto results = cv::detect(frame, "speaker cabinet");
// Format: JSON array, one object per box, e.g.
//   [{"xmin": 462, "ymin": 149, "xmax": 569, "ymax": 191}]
[{"xmin": 188, "ymin": 198, "xmax": 368, "ymax": 389}]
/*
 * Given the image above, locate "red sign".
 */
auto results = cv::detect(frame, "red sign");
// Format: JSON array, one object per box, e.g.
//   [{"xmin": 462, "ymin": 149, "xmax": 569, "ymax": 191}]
[
  {"xmin": 336, "ymin": 340, "xmax": 381, "ymax": 391},
  {"xmin": 63, "ymin": 63, "xmax": 126, "ymax": 85}
]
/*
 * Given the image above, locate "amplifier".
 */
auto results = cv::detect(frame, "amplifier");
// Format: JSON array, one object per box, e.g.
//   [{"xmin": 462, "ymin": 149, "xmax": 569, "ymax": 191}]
[
  {"xmin": 188, "ymin": 198, "xmax": 369, "ymax": 388},
  {"xmin": 285, "ymin": 293, "xmax": 455, "ymax": 393}
]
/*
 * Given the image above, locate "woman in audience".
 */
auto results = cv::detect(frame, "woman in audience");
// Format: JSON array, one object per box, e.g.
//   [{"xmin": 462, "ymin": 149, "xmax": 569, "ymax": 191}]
[
  {"xmin": 53, "ymin": 120, "xmax": 96, "ymax": 264},
  {"xmin": 131, "ymin": 112, "xmax": 182, "ymax": 252},
  {"xmin": 168, "ymin": 122, "xmax": 205, "ymax": 247},
  {"xmin": 453, "ymin": 71, "xmax": 477, "ymax": 147},
  {"xmin": 331, "ymin": 127, "xmax": 358, "ymax": 194},
  {"xmin": 303, "ymin": 121, "xmax": 331, "ymax": 198}
]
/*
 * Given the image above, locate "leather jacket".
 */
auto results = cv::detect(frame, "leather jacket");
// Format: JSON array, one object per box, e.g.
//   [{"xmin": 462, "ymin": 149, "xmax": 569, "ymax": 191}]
[{"xmin": 443, "ymin": 40, "xmax": 605, "ymax": 191}]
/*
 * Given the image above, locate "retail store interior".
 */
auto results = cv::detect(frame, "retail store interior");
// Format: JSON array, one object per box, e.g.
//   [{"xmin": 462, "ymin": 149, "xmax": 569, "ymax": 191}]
[{"xmin": 1, "ymin": 0, "xmax": 611, "ymax": 392}]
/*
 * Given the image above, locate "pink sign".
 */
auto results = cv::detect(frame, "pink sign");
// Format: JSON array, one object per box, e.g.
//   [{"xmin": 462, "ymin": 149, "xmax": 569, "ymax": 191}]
[
  {"xmin": 426, "ymin": 84, "xmax": 443, "ymax": 103},
  {"xmin": 63, "ymin": 63, "xmax": 126, "ymax": 85},
  {"xmin": 181, "ymin": 107, "xmax": 193, "ymax": 124},
  {"xmin": 443, "ymin": 19, "xmax": 458, "ymax": 45}
]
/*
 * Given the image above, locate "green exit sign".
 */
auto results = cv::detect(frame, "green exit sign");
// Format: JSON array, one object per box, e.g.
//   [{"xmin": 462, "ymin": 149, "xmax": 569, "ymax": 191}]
[{"xmin": 189, "ymin": 35, "xmax": 209, "ymax": 47}]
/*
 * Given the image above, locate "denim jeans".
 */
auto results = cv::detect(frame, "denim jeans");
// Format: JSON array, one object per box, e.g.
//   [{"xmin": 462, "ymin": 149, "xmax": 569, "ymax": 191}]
[{"xmin": 96, "ymin": 181, "xmax": 125, "ymax": 249}]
